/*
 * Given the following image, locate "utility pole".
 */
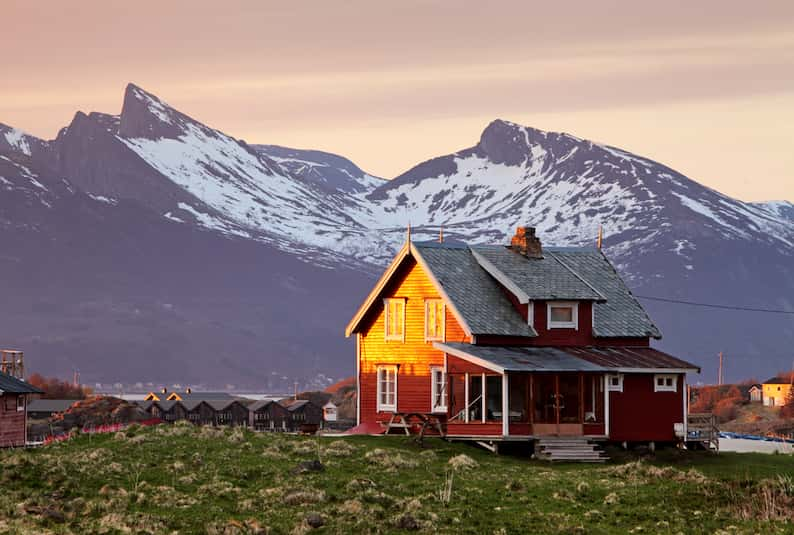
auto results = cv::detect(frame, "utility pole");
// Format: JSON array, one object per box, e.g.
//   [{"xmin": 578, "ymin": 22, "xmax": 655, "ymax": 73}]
[{"xmin": 717, "ymin": 352, "xmax": 723, "ymax": 386}]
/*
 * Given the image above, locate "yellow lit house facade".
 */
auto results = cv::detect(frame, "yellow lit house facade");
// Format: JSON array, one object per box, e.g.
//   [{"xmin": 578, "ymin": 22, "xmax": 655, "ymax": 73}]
[{"xmin": 762, "ymin": 377, "xmax": 792, "ymax": 407}]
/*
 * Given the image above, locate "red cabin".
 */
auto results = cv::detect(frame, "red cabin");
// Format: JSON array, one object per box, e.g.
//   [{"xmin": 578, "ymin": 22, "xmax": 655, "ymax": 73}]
[
  {"xmin": 0, "ymin": 369, "xmax": 43, "ymax": 447},
  {"xmin": 345, "ymin": 227, "xmax": 699, "ymax": 447}
]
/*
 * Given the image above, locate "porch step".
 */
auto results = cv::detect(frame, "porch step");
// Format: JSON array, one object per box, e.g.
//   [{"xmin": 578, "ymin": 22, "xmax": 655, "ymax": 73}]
[{"xmin": 535, "ymin": 438, "xmax": 609, "ymax": 463}]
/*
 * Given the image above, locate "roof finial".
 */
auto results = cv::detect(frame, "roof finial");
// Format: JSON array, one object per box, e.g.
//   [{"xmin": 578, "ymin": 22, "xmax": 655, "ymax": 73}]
[
  {"xmin": 439, "ymin": 225, "xmax": 444, "ymax": 243},
  {"xmin": 406, "ymin": 222, "xmax": 411, "ymax": 244},
  {"xmin": 597, "ymin": 225, "xmax": 603, "ymax": 250}
]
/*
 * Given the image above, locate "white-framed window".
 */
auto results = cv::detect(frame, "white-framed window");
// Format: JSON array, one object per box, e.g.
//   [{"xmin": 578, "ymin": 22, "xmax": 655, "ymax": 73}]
[
  {"xmin": 430, "ymin": 366, "xmax": 447, "ymax": 412},
  {"xmin": 547, "ymin": 301, "xmax": 579, "ymax": 329},
  {"xmin": 17, "ymin": 395, "xmax": 25, "ymax": 412},
  {"xmin": 424, "ymin": 299, "xmax": 445, "ymax": 341},
  {"xmin": 376, "ymin": 365, "xmax": 398, "ymax": 412},
  {"xmin": 384, "ymin": 298, "xmax": 406, "ymax": 341},
  {"xmin": 607, "ymin": 373, "xmax": 623, "ymax": 392},
  {"xmin": 654, "ymin": 374, "xmax": 677, "ymax": 392}
]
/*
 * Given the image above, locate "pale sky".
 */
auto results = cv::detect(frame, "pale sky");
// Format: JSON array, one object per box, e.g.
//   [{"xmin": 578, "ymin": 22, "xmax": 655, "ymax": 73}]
[{"xmin": 2, "ymin": 1, "xmax": 792, "ymax": 201}]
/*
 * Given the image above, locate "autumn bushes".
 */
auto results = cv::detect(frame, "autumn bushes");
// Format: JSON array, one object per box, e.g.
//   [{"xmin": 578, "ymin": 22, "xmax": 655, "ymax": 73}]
[{"xmin": 690, "ymin": 385, "xmax": 744, "ymax": 423}]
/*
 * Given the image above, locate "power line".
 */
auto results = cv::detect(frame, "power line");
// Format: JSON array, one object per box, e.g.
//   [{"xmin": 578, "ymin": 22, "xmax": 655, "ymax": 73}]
[{"xmin": 635, "ymin": 295, "xmax": 794, "ymax": 315}]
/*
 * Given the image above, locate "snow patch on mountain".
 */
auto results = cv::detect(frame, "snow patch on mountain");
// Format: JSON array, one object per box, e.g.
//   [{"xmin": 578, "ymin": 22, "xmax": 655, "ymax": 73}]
[{"xmin": 2, "ymin": 127, "xmax": 32, "ymax": 156}]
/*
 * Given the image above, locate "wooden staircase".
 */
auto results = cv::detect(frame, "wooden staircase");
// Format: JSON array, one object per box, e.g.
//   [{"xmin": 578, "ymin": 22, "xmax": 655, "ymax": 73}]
[{"xmin": 535, "ymin": 437, "xmax": 608, "ymax": 463}]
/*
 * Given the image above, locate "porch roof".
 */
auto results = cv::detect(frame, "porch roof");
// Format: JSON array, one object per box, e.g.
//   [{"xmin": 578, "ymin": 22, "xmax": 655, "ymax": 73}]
[
  {"xmin": 565, "ymin": 346, "xmax": 700, "ymax": 373},
  {"xmin": 435, "ymin": 342, "xmax": 700, "ymax": 374},
  {"xmin": 435, "ymin": 342, "xmax": 608, "ymax": 374}
]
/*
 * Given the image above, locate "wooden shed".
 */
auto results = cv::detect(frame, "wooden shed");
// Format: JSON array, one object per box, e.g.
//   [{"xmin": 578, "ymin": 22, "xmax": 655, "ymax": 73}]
[
  {"xmin": 282, "ymin": 399, "xmax": 323, "ymax": 431},
  {"xmin": 206, "ymin": 399, "xmax": 250, "ymax": 427},
  {"xmin": 249, "ymin": 399, "xmax": 290, "ymax": 431},
  {"xmin": 182, "ymin": 400, "xmax": 216, "ymax": 425},
  {"xmin": 0, "ymin": 370, "xmax": 43, "ymax": 447}
]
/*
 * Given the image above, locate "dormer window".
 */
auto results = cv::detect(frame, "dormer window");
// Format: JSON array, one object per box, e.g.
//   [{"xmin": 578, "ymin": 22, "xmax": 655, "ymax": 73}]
[
  {"xmin": 384, "ymin": 298, "xmax": 405, "ymax": 341},
  {"xmin": 547, "ymin": 301, "xmax": 578, "ymax": 330}
]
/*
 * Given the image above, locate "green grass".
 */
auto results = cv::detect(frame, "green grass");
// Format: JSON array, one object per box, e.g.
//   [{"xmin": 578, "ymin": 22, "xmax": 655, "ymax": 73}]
[{"xmin": 1, "ymin": 424, "xmax": 793, "ymax": 534}]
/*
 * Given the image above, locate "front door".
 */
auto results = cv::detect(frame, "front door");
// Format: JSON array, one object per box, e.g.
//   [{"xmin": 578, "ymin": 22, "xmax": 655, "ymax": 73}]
[{"xmin": 532, "ymin": 373, "xmax": 584, "ymax": 436}]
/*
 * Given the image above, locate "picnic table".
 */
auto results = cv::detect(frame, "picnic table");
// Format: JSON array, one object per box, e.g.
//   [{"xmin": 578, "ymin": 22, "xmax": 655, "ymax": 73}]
[{"xmin": 383, "ymin": 412, "xmax": 446, "ymax": 444}]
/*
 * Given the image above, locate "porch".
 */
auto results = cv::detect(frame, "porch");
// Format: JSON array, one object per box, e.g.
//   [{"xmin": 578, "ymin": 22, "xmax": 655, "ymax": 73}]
[{"xmin": 438, "ymin": 342, "xmax": 610, "ymax": 439}]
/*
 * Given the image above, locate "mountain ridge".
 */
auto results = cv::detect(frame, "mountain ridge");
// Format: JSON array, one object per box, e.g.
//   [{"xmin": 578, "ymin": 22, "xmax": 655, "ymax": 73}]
[{"xmin": 1, "ymin": 83, "xmax": 792, "ymax": 384}]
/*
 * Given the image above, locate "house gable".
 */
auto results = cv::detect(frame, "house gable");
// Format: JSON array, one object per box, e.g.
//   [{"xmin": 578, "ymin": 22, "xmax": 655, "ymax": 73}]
[{"xmin": 357, "ymin": 253, "xmax": 470, "ymax": 422}]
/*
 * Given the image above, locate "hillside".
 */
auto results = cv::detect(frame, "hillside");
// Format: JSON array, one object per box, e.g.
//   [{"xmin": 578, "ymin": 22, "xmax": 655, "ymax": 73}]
[
  {"xmin": 1, "ymin": 426, "xmax": 792, "ymax": 533},
  {"xmin": 1, "ymin": 83, "xmax": 792, "ymax": 384}
]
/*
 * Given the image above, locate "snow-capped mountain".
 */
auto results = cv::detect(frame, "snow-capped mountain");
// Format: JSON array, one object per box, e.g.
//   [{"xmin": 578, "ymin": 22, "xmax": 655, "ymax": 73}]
[
  {"xmin": 1, "ymin": 83, "xmax": 792, "ymax": 383},
  {"xmin": 366, "ymin": 119, "xmax": 794, "ymax": 283},
  {"xmin": 754, "ymin": 200, "xmax": 794, "ymax": 224}
]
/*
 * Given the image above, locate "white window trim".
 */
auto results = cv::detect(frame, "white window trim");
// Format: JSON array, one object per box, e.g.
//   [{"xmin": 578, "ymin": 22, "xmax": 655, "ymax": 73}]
[
  {"xmin": 376, "ymin": 365, "xmax": 398, "ymax": 412},
  {"xmin": 547, "ymin": 301, "xmax": 579, "ymax": 330},
  {"xmin": 607, "ymin": 373, "xmax": 623, "ymax": 392},
  {"xmin": 654, "ymin": 374, "xmax": 677, "ymax": 392},
  {"xmin": 383, "ymin": 298, "xmax": 406, "ymax": 342},
  {"xmin": 527, "ymin": 300, "xmax": 534, "ymax": 328},
  {"xmin": 17, "ymin": 395, "xmax": 25, "ymax": 412},
  {"xmin": 430, "ymin": 366, "xmax": 447, "ymax": 413},
  {"xmin": 424, "ymin": 299, "xmax": 446, "ymax": 342}
]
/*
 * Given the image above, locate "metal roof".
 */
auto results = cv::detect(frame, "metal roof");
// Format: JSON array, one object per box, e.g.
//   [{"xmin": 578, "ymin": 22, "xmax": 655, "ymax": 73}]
[
  {"xmin": 155, "ymin": 400, "xmax": 180, "ymax": 411},
  {"xmin": 560, "ymin": 346, "xmax": 699, "ymax": 372},
  {"xmin": 436, "ymin": 342, "xmax": 699, "ymax": 373},
  {"xmin": 436, "ymin": 342, "xmax": 607, "ymax": 373},
  {"xmin": 168, "ymin": 392, "xmax": 235, "ymax": 401},
  {"xmin": 249, "ymin": 399, "xmax": 282, "ymax": 411},
  {"xmin": 282, "ymin": 399, "xmax": 310, "ymax": 412},
  {"xmin": 763, "ymin": 376, "xmax": 792, "ymax": 385},
  {"xmin": 27, "ymin": 399, "xmax": 76, "ymax": 413},
  {"xmin": 0, "ymin": 371, "xmax": 43, "ymax": 394}
]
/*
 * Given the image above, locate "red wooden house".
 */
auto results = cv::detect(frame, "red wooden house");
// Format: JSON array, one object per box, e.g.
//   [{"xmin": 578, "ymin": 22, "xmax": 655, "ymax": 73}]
[
  {"xmin": 0, "ymin": 370, "xmax": 43, "ymax": 447},
  {"xmin": 345, "ymin": 227, "xmax": 699, "ymax": 447}
]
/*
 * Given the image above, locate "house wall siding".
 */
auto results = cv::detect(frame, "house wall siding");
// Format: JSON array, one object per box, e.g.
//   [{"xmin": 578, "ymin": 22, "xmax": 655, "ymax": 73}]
[
  {"xmin": 609, "ymin": 374, "xmax": 684, "ymax": 442},
  {"xmin": 0, "ymin": 394, "xmax": 26, "ymax": 447},
  {"xmin": 359, "ymin": 257, "xmax": 469, "ymax": 424}
]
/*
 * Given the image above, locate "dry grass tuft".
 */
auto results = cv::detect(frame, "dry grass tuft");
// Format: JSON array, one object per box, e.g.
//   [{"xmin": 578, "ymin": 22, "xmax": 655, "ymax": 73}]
[
  {"xmin": 324, "ymin": 440, "xmax": 356, "ymax": 457},
  {"xmin": 732, "ymin": 475, "xmax": 794, "ymax": 521},
  {"xmin": 365, "ymin": 448, "xmax": 419, "ymax": 471},
  {"xmin": 283, "ymin": 490, "xmax": 326, "ymax": 506},
  {"xmin": 447, "ymin": 454, "xmax": 478, "ymax": 471}
]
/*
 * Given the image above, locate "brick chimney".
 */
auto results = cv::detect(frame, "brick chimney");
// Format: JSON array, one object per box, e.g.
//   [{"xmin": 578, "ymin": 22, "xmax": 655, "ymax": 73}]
[{"xmin": 510, "ymin": 226, "xmax": 543, "ymax": 258}]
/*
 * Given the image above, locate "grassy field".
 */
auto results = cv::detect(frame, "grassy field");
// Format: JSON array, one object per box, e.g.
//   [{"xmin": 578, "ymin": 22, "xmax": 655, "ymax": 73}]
[{"xmin": 1, "ymin": 424, "xmax": 793, "ymax": 534}]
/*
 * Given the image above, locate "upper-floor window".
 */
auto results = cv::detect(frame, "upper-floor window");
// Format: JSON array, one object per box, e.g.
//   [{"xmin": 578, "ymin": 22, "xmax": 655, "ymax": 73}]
[
  {"xmin": 430, "ymin": 366, "xmax": 447, "ymax": 412},
  {"xmin": 547, "ymin": 301, "xmax": 579, "ymax": 329},
  {"xmin": 377, "ymin": 365, "xmax": 398, "ymax": 412},
  {"xmin": 17, "ymin": 396, "xmax": 25, "ymax": 412},
  {"xmin": 654, "ymin": 374, "xmax": 677, "ymax": 392},
  {"xmin": 384, "ymin": 298, "xmax": 406, "ymax": 341},
  {"xmin": 424, "ymin": 299, "xmax": 445, "ymax": 341}
]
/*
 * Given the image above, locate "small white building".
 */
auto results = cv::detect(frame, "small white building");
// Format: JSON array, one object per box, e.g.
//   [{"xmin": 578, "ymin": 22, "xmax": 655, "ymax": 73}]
[{"xmin": 323, "ymin": 401, "xmax": 338, "ymax": 422}]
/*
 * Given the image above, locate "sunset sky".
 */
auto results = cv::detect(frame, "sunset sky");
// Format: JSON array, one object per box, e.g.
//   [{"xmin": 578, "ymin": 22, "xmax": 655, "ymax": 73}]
[{"xmin": 3, "ymin": 1, "xmax": 792, "ymax": 201}]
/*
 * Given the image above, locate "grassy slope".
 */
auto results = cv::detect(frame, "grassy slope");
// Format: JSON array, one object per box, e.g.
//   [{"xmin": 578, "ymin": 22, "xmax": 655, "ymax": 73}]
[{"xmin": 1, "ymin": 424, "xmax": 793, "ymax": 534}]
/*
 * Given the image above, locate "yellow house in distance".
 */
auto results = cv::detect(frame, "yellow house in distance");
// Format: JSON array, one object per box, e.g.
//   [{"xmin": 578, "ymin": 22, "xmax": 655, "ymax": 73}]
[{"xmin": 762, "ymin": 376, "xmax": 792, "ymax": 407}]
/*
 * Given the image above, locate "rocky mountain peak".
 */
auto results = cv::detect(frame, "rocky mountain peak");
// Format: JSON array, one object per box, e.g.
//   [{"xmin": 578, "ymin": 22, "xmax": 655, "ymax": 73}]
[
  {"xmin": 118, "ymin": 83, "xmax": 185, "ymax": 140},
  {"xmin": 476, "ymin": 119, "xmax": 536, "ymax": 166}
]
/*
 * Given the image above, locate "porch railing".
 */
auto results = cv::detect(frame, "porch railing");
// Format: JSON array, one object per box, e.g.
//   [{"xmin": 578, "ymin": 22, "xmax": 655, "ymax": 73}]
[
  {"xmin": 451, "ymin": 395, "xmax": 482, "ymax": 422},
  {"xmin": 687, "ymin": 413, "xmax": 719, "ymax": 452}
]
